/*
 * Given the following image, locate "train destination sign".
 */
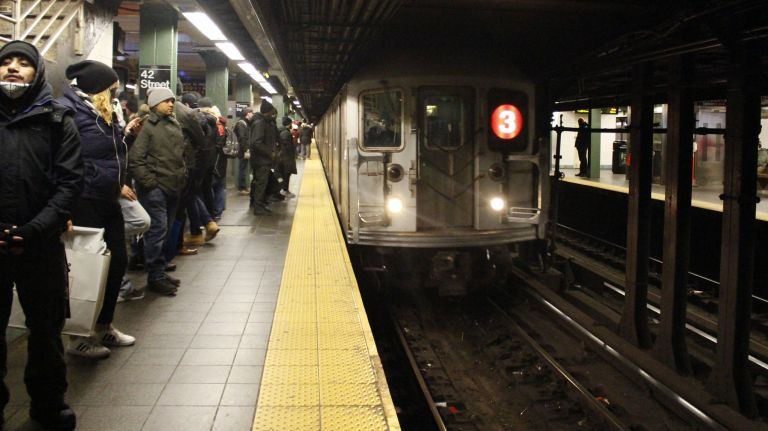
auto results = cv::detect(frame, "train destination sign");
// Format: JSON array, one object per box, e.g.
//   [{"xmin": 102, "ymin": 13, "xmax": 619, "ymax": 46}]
[
  {"xmin": 138, "ymin": 65, "xmax": 171, "ymax": 100},
  {"xmin": 491, "ymin": 104, "xmax": 523, "ymax": 140}
]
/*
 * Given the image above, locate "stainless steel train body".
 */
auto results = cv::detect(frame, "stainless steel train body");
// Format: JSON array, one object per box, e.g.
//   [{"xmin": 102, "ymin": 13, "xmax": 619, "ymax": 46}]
[{"xmin": 315, "ymin": 52, "xmax": 549, "ymax": 292}]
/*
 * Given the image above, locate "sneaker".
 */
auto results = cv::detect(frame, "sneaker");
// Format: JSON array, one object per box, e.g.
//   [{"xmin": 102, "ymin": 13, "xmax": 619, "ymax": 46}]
[
  {"xmin": 238, "ymin": 189, "xmax": 250, "ymax": 196},
  {"xmin": 148, "ymin": 278, "xmax": 178, "ymax": 295},
  {"xmin": 165, "ymin": 263, "xmax": 177, "ymax": 272},
  {"xmin": 205, "ymin": 221, "xmax": 220, "ymax": 242},
  {"xmin": 165, "ymin": 274, "xmax": 181, "ymax": 286},
  {"xmin": 117, "ymin": 288, "xmax": 145, "ymax": 303},
  {"xmin": 29, "ymin": 404, "xmax": 76, "ymax": 430},
  {"xmin": 183, "ymin": 233, "xmax": 205, "ymax": 246},
  {"xmin": 98, "ymin": 326, "xmax": 135, "ymax": 347},
  {"xmin": 253, "ymin": 204, "xmax": 271, "ymax": 215},
  {"xmin": 67, "ymin": 336, "xmax": 110, "ymax": 359},
  {"xmin": 280, "ymin": 190, "xmax": 296, "ymax": 198}
]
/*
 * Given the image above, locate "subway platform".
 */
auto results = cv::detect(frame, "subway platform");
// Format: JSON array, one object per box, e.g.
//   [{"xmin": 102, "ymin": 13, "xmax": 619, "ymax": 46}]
[{"xmin": 3, "ymin": 156, "xmax": 398, "ymax": 430}]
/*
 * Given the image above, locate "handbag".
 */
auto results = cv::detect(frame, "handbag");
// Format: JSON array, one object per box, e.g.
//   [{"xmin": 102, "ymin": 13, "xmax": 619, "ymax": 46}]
[{"xmin": 9, "ymin": 227, "xmax": 111, "ymax": 336}]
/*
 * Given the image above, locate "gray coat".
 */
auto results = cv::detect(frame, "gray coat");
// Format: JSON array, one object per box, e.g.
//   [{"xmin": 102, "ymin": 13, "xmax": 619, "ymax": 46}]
[{"xmin": 128, "ymin": 111, "xmax": 187, "ymax": 196}]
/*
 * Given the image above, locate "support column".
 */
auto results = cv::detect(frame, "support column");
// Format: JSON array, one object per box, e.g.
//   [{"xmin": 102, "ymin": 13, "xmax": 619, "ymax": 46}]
[
  {"xmin": 619, "ymin": 63, "xmax": 654, "ymax": 349},
  {"xmin": 236, "ymin": 74, "xmax": 253, "ymax": 114},
  {"xmin": 138, "ymin": 3, "xmax": 178, "ymax": 100},
  {"xmin": 588, "ymin": 108, "xmax": 601, "ymax": 178},
  {"xmin": 272, "ymin": 94, "xmax": 286, "ymax": 119},
  {"xmin": 653, "ymin": 55, "xmax": 693, "ymax": 374},
  {"xmin": 200, "ymin": 51, "xmax": 229, "ymax": 117},
  {"xmin": 707, "ymin": 49, "xmax": 760, "ymax": 417}
]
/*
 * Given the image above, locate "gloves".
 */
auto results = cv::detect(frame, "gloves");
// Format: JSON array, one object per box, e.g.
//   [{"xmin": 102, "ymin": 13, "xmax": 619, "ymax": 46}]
[{"xmin": 7, "ymin": 224, "xmax": 40, "ymax": 244}]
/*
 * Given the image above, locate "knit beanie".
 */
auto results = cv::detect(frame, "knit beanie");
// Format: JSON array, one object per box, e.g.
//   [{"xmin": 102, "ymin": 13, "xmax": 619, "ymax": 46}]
[
  {"xmin": 181, "ymin": 92, "xmax": 200, "ymax": 108},
  {"xmin": 0, "ymin": 40, "xmax": 40, "ymax": 70},
  {"xmin": 282, "ymin": 116, "xmax": 292, "ymax": 126},
  {"xmin": 259, "ymin": 100, "xmax": 275, "ymax": 114},
  {"xmin": 147, "ymin": 87, "xmax": 175, "ymax": 108},
  {"xmin": 198, "ymin": 96, "xmax": 213, "ymax": 108},
  {"xmin": 65, "ymin": 60, "xmax": 118, "ymax": 94}
]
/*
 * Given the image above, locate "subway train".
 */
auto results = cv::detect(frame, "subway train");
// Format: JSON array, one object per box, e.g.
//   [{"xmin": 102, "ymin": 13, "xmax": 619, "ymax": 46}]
[{"xmin": 314, "ymin": 48, "xmax": 549, "ymax": 295}]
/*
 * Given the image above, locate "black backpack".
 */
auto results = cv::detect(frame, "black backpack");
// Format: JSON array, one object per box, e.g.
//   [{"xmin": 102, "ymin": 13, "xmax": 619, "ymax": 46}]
[{"xmin": 221, "ymin": 127, "xmax": 239, "ymax": 158}]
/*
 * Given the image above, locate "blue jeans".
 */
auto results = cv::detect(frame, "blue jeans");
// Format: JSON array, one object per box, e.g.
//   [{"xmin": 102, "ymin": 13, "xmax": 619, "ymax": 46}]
[
  {"xmin": 138, "ymin": 187, "xmax": 178, "ymax": 282},
  {"xmin": 188, "ymin": 196, "xmax": 212, "ymax": 235},
  {"xmin": 212, "ymin": 175, "xmax": 226, "ymax": 219},
  {"xmin": 237, "ymin": 158, "xmax": 249, "ymax": 190}
]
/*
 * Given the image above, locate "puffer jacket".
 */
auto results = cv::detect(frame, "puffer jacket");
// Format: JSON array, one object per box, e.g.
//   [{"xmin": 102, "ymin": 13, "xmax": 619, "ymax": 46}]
[
  {"xmin": 128, "ymin": 111, "xmax": 187, "ymax": 196},
  {"xmin": 248, "ymin": 112, "xmax": 278, "ymax": 166},
  {"xmin": 58, "ymin": 86, "xmax": 126, "ymax": 202},
  {"xmin": 0, "ymin": 51, "xmax": 83, "ymax": 246}
]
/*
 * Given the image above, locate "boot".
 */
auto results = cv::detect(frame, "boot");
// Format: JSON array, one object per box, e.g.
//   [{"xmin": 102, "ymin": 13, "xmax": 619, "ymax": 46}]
[
  {"xmin": 204, "ymin": 221, "xmax": 220, "ymax": 242},
  {"xmin": 29, "ymin": 403, "xmax": 76, "ymax": 430}
]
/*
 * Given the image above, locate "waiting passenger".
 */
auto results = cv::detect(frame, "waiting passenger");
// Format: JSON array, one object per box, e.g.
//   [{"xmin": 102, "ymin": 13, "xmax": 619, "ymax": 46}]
[
  {"xmin": 129, "ymin": 87, "xmax": 186, "ymax": 296},
  {"xmin": 575, "ymin": 117, "xmax": 590, "ymax": 177},
  {"xmin": 278, "ymin": 116, "xmax": 297, "ymax": 198},
  {"xmin": 249, "ymin": 100, "xmax": 279, "ymax": 215},
  {"xmin": 58, "ymin": 60, "xmax": 137, "ymax": 358},
  {"xmin": 0, "ymin": 40, "xmax": 82, "ymax": 430},
  {"xmin": 299, "ymin": 121, "xmax": 313, "ymax": 159},
  {"xmin": 235, "ymin": 108, "xmax": 254, "ymax": 195}
]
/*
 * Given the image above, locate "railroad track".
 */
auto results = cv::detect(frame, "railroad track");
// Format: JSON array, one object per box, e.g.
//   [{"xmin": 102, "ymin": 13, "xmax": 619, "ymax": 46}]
[{"xmin": 387, "ymin": 282, "xmax": 691, "ymax": 430}]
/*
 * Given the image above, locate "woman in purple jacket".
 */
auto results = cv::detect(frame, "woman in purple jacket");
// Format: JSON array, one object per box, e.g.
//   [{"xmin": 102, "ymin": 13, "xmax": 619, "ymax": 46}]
[{"xmin": 58, "ymin": 61, "xmax": 135, "ymax": 359}]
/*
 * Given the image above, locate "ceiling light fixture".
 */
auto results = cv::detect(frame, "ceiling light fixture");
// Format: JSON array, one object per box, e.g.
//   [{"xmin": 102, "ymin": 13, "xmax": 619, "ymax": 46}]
[
  {"xmin": 215, "ymin": 42, "xmax": 244, "ymax": 61},
  {"xmin": 183, "ymin": 12, "xmax": 227, "ymax": 41}
]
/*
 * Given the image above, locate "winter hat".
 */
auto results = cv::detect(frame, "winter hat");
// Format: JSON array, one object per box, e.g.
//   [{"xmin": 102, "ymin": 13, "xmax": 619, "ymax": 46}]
[
  {"xmin": 282, "ymin": 116, "xmax": 292, "ymax": 126},
  {"xmin": 65, "ymin": 60, "xmax": 118, "ymax": 94},
  {"xmin": 0, "ymin": 41, "xmax": 40, "ymax": 70},
  {"xmin": 198, "ymin": 97, "xmax": 213, "ymax": 108},
  {"xmin": 259, "ymin": 99, "xmax": 275, "ymax": 114},
  {"xmin": 147, "ymin": 87, "xmax": 175, "ymax": 108},
  {"xmin": 241, "ymin": 107, "xmax": 253, "ymax": 117},
  {"xmin": 181, "ymin": 92, "xmax": 200, "ymax": 108}
]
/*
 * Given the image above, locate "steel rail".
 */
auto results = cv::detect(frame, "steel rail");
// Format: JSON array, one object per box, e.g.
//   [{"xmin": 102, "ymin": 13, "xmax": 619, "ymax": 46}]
[{"xmin": 486, "ymin": 297, "xmax": 631, "ymax": 431}]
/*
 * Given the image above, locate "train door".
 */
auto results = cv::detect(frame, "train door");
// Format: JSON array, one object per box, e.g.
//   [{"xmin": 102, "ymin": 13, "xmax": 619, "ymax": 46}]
[
  {"xmin": 416, "ymin": 87, "xmax": 475, "ymax": 230},
  {"xmin": 357, "ymin": 89, "xmax": 415, "ymax": 231}
]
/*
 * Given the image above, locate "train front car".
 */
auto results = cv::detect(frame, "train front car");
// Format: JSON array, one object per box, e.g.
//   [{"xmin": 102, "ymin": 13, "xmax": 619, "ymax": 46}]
[{"xmin": 316, "ymin": 54, "xmax": 549, "ymax": 295}]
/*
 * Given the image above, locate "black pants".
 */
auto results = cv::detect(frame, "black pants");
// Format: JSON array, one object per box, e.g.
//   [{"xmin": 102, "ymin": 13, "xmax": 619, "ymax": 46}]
[
  {"xmin": 577, "ymin": 146, "xmax": 589, "ymax": 175},
  {"xmin": 250, "ymin": 162, "xmax": 271, "ymax": 207},
  {"xmin": 71, "ymin": 198, "xmax": 126, "ymax": 325},
  {"xmin": 0, "ymin": 244, "xmax": 69, "ymax": 412}
]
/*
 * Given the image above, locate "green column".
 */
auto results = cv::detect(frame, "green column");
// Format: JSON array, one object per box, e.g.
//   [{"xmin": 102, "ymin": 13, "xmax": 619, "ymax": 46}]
[
  {"xmin": 139, "ymin": 3, "xmax": 178, "ymax": 100},
  {"xmin": 272, "ymin": 94, "xmax": 285, "ymax": 119},
  {"xmin": 589, "ymin": 108, "xmax": 602, "ymax": 178},
  {"xmin": 200, "ymin": 51, "xmax": 229, "ymax": 116},
  {"xmin": 236, "ymin": 74, "xmax": 253, "ymax": 110}
]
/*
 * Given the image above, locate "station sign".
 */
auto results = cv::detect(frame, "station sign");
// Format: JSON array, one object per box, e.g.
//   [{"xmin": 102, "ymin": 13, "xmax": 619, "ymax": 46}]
[
  {"xmin": 138, "ymin": 65, "xmax": 171, "ymax": 101},
  {"xmin": 236, "ymin": 102, "xmax": 250, "ymax": 118}
]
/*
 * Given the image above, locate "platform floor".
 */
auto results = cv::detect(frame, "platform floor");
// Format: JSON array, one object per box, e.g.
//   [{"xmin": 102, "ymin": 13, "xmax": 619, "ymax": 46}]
[
  {"xmin": 4, "ymin": 163, "xmax": 299, "ymax": 430},
  {"xmin": 559, "ymin": 167, "xmax": 768, "ymax": 221}
]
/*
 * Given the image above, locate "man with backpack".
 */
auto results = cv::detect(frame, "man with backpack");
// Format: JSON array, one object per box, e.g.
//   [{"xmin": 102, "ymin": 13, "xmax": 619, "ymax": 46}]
[{"xmin": 0, "ymin": 40, "xmax": 83, "ymax": 430}]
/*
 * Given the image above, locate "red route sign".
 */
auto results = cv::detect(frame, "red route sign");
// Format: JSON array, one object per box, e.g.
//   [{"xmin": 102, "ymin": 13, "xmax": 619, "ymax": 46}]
[{"xmin": 491, "ymin": 104, "xmax": 523, "ymax": 140}]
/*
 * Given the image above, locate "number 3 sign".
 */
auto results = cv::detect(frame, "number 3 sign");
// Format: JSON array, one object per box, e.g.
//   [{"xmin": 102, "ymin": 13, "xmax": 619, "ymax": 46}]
[{"xmin": 491, "ymin": 104, "xmax": 523, "ymax": 140}]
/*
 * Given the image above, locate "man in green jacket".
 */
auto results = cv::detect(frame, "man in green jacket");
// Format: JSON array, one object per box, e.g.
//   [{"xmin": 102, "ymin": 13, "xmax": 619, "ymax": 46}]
[{"xmin": 128, "ymin": 87, "xmax": 185, "ymax": 295}]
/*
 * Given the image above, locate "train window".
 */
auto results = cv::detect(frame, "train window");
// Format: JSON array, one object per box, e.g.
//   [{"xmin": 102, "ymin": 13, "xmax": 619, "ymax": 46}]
[
  {"xmin": 423, "ymin": 96, "xmax": 466, "ymax": 150},
  {"xmin": 361, "ymin": 90, "xmax": 403, "ymax": 151}
]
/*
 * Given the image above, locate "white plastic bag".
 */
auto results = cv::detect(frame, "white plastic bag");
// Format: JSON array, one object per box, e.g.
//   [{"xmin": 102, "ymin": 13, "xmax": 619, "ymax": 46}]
[{"xmin": 9, "ymin": 227, "xmax": 111, "ymax": 336}]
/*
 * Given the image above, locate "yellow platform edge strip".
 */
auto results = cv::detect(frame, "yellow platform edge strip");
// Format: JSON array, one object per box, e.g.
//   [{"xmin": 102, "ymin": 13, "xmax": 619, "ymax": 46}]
[{"xmin": 253, "ymin": 152, "xmax": 401, "ymax": 431}]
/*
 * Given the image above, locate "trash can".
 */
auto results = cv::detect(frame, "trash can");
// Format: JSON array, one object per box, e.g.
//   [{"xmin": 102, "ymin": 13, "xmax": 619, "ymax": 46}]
[{"xmin": 612, "ymin": 141, "xmax": 628, "ymax": 174}]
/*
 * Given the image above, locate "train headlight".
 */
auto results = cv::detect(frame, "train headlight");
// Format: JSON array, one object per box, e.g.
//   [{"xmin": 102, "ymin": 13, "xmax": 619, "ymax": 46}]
[
  {"xmin": 387, "ymin": 197, "xmax": 403, "ymax": 214},
  {"xmin": 490, "ymin": 197, "xmax": 505, "ymax": 212}
]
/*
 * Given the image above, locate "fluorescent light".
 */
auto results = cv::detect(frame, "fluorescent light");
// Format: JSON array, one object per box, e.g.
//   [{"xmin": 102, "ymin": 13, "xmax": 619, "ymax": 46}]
[
  {"xmin": 260, "ymin": 82, "xmax": 277, "ymax": 95},
  {"xmin": 238, "ymin": 62, "xmax": 259, "ymax": 76},
  {"xmin": 260, "ymin": 96, "xmax": 272, "ymax": 103},
  {"xmin": 183, "ymin": 12, "xmax": 227, "ymax": 41},
  {"xmin": 125, "ymin": 84, "xmax": 136, "ymax": 90},
  {"xmin": 250, "ymin": 73, "xmax": 267, "ymax": 84},
  {"xmin": 215, "ymin": 42, "xmax": 244, "ymax": 61}
]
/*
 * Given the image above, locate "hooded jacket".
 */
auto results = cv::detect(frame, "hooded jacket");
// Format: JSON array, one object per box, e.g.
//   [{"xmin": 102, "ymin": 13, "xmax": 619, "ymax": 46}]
[
  {"xmin": 248, "ymin": 112, "xmax": 277, "ymax": 166},
  {"xmin": 58, "ymin": 85, "xmax": 126, "ymax": 202},
  {"xmin": 128, "ymin": 111, "xmax": 187, "ymax": 196},
  {"xmin": 0, "ymin": 41, "xmax": 83, "ymax": 247}
]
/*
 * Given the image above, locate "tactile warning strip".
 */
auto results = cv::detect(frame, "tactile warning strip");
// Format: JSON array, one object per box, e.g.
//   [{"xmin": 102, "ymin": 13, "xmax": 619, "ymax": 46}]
[{"xmin": 252, "ymin": 156, "xmax": 400, "ymax": 430}]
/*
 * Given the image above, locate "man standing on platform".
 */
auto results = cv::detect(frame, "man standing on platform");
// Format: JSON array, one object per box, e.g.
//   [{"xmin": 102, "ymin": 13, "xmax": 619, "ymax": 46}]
[
  {"xmin": 129, "ymin": 87, "xmax": 186, "ymax": 296},
  {"xmin": 248, "ymin": 100, "xmax": 278, "ymax": 215},
  {"xmin": 575, "ymin": 117, "xmax": 590, "ymax": 177},
  {"xmin": 0, "ymin": 40, "xmax": 83, "ymax": 430},
  {"xmin": 235, "ymin": 107, "xmax": 254, "ymax": 196}
]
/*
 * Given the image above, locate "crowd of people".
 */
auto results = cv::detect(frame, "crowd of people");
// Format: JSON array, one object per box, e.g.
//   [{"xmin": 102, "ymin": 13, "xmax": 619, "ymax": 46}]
[{"xmin": 0, "ymin": 40, "xmax": 312, "ymax": 430}]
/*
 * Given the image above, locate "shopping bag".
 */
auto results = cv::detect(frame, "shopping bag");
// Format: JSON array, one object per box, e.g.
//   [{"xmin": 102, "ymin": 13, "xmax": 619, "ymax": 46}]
[{"xmin": 9, "ymin": 227, "xmax": 111, "ymax": 337}]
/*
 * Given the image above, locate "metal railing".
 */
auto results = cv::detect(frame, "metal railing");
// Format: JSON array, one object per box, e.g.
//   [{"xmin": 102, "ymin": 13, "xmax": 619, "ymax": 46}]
[{"xmin": 0, "ymin": 0, "xmax": 84, "ymax": 57}]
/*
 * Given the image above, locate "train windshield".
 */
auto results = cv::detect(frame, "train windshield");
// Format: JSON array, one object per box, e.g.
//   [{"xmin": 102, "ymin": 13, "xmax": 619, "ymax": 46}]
[
  {"xmin": 423, "ymin": 95, "xmax": 469, "ymax": 150},
  {"xmin": 361, "ymin": 90, "xmax": 403, "ymax": 150}
]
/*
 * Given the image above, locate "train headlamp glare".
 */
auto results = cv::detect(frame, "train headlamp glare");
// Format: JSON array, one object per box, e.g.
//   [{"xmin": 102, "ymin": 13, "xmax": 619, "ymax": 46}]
[
  {"xmin": 490, "ymin": 197, "xmax": 505, "ymax": 212},
  {"xmin": 386, "ymin": 197, "xmax": 403, "ymax": 214}
]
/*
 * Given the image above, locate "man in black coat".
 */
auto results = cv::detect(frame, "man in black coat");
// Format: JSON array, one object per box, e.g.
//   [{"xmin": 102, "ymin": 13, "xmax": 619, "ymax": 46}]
[
  {"xmin": 249, "ymin": 101, "xmax": 278, "ymax": 215},
  {"xmin": 0, "ymin": 41, "xmax": 83, "ymax": 430},
  {"xmin": 235, "ymin": 108, "xmax": 253, "ymax": 195},
  {"xmin": 575, "ymin": 117, "xmax": 590, "ymax": 177}
]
